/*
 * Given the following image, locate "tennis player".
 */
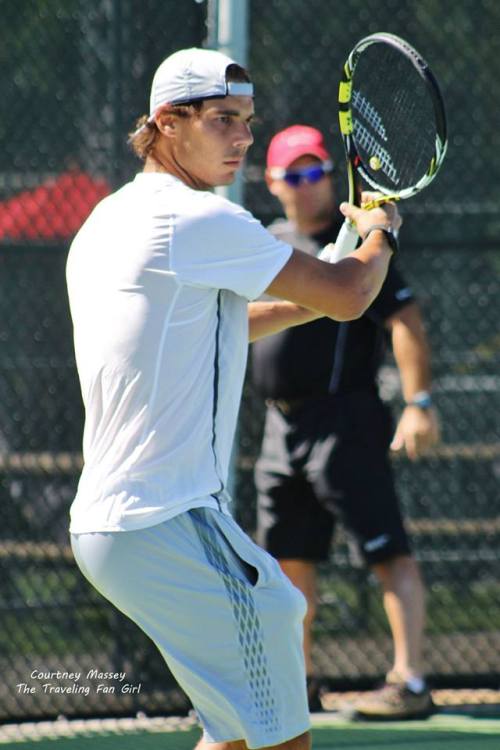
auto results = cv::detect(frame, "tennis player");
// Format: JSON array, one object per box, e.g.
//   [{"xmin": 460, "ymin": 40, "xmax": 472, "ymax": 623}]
[{"xmin": 66, "ymin": 47, "xmax": 401, "ymax": 750}]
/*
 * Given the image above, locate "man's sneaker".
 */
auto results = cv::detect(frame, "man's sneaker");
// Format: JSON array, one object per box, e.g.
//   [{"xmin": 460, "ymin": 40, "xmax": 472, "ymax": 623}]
[
  {"xmin": 352, "ymin": 679, "xmax": 434, "ymax": 720},
  {"xmin": 306, "ymin": 676, "xmax": 325, "ymax": 713}
]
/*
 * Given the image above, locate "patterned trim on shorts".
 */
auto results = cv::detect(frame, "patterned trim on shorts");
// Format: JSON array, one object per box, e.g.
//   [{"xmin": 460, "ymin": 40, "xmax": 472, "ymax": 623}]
[{"xmin": 191, "ymin": 509, "xmax": 281, "ymax": 735}]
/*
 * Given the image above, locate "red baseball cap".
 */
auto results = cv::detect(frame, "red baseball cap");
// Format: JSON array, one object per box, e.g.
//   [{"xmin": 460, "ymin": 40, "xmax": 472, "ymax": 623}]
[{"xmin": 266, "ymin": 125, "xmax": 330, "ymax": 169}]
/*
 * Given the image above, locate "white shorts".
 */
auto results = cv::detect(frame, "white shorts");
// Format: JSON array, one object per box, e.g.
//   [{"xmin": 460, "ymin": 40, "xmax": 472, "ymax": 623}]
[{"xmin": 71, "ymin": 506, "xmax": 309, "ymax": 749}]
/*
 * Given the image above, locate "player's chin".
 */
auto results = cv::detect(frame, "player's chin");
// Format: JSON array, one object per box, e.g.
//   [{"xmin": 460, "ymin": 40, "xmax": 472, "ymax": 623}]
[
  {"xmin": 218, "ymin": 171, "xmax": 237, "ymax": 186},
  {"xmin": 222, "ymin": 161, "xmax": 243, "ymax": 181}
]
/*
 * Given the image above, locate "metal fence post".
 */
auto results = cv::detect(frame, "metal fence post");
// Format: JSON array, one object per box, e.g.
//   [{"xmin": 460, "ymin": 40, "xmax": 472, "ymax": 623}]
[{"xmin": 212, "ymin": 0, "xmax": 249, "ymax": 207}]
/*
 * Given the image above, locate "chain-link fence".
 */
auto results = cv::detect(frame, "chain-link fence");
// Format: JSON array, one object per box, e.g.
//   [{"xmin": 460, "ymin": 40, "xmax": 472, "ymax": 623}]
[
  {"xmin": 0, "ymin": 0, "xmax": 499, "ymax": 722},
  {"xmin": 246, "ymin": 0, "xmax": 500, "ymax": 247}
]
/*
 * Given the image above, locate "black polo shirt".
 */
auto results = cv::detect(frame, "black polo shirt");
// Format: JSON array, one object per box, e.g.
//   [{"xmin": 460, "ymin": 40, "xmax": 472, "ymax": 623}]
[{"xmin": 251, "ymin": 219, "xmax": 414, "ymax": 400}]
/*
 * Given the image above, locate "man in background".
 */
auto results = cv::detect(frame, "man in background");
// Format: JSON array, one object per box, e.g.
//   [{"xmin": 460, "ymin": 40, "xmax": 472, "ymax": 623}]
[{"xmin": 252, "ymin": 125, "xmax": 440, "ymax": 719}]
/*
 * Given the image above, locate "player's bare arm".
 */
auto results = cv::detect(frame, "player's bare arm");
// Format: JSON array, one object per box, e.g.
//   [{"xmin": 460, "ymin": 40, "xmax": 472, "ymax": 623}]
[
  {"xmin": 248, "ymin": 299, "xmax": 322, "ymax": 342},
  {"xmin": 249, "ymin": 202, "xmax": 400, "ymax": 340},
  {"xmin": 387, "ymin": 301, "xmax": 440, "ymax": 459},
  {"xmin": 387, "ymin": 302, "xmax": 432, "ymax": 403}
]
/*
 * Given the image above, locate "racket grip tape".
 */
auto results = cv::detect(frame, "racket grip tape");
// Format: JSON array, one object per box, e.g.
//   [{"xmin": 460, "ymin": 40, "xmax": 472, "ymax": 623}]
[{"xmin": 326, "ymin": 219, "xmax": 359, "ymax": 262}]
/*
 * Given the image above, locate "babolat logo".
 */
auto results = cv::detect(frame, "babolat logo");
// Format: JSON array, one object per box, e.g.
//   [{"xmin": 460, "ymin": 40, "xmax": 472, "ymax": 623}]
[
  {"xmin": 352, "ymin": 90, "xmax": 399, "ymax": 184},
  {"xmin": 352, "ymin": 91, "xmax": 387, "ymax": 140}
]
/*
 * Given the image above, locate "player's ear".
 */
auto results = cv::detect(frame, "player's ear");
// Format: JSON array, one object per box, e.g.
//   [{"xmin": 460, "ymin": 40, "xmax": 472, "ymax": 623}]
[{"xmin": 155, "ymin": 110, "xmax": 178, "ymax": 138}]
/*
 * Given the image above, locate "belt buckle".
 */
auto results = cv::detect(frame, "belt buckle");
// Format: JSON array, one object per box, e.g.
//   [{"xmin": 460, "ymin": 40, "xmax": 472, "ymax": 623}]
[
  {"xmin": 276, "ymin": 399, "xmax": 292, "ymax": 415},
  {"xmin": 265, "ymin": 398, "xmax": 288, "ymax": 415}
]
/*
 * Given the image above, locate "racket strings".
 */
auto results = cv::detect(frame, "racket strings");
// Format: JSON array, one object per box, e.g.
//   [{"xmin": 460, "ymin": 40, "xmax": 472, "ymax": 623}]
[
  {"xmin": 352, "ymin": 91, "xmax": 388, "ymax": 141},
  {"xmin": 351, "ymin": 46, "xmax": 439, "ymax": 192},
  {"xmin": 352, "ymin": 122, "xmax": 399, "ymax": 184}
]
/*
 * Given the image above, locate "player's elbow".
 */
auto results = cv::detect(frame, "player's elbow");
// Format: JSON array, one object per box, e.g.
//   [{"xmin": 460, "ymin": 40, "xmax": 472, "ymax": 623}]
[
  {"xmin": 328, "ymin": 287, "xmax": 373, "ymax": 321},
  {"xmin": 320, "ymin": 257, "xmax": 387, "ymax": 321}
]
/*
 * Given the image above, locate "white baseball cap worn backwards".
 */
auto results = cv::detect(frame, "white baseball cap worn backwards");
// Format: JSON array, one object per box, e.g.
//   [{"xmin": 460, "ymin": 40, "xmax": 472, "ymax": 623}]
[{"xmin": 147, "ymin": 47, "xmax": 254, "ymax": 123}]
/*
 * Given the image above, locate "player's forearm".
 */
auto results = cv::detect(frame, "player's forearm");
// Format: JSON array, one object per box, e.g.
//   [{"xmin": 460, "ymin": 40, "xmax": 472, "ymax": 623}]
[
  {"xmin": 265, "ymin": 235, "xmax": 393, "ymax": 323},
  {"xmin": 248, "ymin": 300, "xmax": 322, "ymax": 342},
  {"xmin": 344, "ymin": 229, "xmax": 396, "ymax": 310},
  {"xmin": 390, "ymin": 303, "xmax": 433, "ymax": 402}
]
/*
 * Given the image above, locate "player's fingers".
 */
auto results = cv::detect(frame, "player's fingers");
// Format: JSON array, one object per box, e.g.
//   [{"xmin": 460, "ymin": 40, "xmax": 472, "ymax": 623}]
[
  {"xmin": 405, "ymin": 434, "xmax": 420, "ymax": 461},
  {"xmin": 361, "ymin": 190, "xmax": 384, "ymax": 207},
  {"xmin": 339, "ymin": 201, "xmax": 357, "ymax": 217},
  {"xmin": 390, "ymin": 427, "xmax": 404, "ymax": 453},
  {"xmin": 391, "ymin": 427, "xmax": 423, "ymax": 461},
  {"xmin": 339, "ymin": 202, "xmax": 389, "ymax": 223}
]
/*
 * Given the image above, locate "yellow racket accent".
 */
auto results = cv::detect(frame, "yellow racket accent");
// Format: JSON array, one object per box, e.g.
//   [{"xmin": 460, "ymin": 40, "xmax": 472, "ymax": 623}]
[
  {"xmin": 427, "ymin": 156, "xmax": 437, "ymax": 176},
  {"xmin": 361, "ymin": 194, "xmax": 401, "ymax": 210},
  {"xmin": 338, "ymin": 80, "xmax": 352, "ymax": 103},
  {"xmin": 339, "ymin": 110, "xmax": 353, "ymax": 135}
]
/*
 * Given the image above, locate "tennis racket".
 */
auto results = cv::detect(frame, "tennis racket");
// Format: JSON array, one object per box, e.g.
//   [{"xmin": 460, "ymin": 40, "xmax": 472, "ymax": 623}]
[{"xmin": 330, "ymin": 32, "xmax": 448, "ymax": 262}]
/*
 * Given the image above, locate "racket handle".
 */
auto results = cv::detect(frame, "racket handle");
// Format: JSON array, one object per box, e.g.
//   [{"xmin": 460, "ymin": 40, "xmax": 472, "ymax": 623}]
[{"xmin": 328, "ymin": 219, "xmax": 359, "ymax": 262}]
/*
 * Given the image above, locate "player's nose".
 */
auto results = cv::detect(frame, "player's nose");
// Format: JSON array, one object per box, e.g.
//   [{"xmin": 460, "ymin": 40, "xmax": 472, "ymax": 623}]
[{"xmin": 234, "ymin": 121, "xmax": 253, "ymax": 148}]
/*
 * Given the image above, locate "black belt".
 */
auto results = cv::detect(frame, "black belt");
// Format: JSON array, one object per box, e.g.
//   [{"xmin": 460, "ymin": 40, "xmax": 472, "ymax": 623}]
[{"xmin": 266, "ymin": 388, "xmax": 376, "ymax": 416}]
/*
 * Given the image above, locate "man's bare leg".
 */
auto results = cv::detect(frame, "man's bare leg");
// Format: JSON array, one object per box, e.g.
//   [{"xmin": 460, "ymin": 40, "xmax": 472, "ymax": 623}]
[
  {"xmin": 372, "ymin": 555, "xmax": 425, "ymax": 680},
  {"xmin": 351, "ymin": 555, "xmax": 432, "ymax": 719}
]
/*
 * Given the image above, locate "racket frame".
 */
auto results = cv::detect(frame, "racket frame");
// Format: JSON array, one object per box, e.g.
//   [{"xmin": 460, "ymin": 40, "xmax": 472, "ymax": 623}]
[{"xmin": 338, "ymin": 31, "xmax": 448, "ymax": 206}]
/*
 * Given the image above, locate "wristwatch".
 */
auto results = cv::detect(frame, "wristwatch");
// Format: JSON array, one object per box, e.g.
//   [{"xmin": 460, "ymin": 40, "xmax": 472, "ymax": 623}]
[
  {"xmin": 406, "ymin": 391, "xmax": 433, "ymax": 409},
  {"xmin": 363, "ymin": 224, "xmax": 399, "ymax": 254}
]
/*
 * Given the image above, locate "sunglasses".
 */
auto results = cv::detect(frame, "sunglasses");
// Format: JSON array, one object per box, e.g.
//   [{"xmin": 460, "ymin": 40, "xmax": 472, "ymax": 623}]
[{"xmin": 269, "ymin": 160, "xmax": 334, "ymax": 187}]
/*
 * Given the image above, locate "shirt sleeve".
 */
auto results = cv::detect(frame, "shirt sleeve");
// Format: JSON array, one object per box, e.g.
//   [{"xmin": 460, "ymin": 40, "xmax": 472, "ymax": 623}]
[
  {"xmin": 366, "ymin": 261, "xmax": 416, "ymax": 324},
  {"xmin": 170, "ymin": 194, "xmax": 293, "ymax": 300}
]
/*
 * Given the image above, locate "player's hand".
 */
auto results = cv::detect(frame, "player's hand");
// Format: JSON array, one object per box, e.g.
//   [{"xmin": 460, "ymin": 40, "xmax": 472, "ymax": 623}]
[
  {"xmin": 361, "ymin": 192, "xmax": 403, "ymax": 230},
  {"xmin": 339, "ymin": 198, "xmax": 402, "ymax": 239},
  {"xmin": 390, "ymin": 405, "xmax": 440, "ymax": 461}
]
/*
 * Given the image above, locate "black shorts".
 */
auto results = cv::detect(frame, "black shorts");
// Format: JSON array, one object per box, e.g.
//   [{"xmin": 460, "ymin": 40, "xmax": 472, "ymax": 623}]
[{"xmin": 254, "ymin": 392, "xmax": 411, "ymax": 566}]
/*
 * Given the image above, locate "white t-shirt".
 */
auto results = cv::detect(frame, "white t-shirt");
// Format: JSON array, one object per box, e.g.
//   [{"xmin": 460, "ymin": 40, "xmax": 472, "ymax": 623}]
[{"xmin": 67, "ymin": 173, "xmax": 292, "ymax": 533}]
